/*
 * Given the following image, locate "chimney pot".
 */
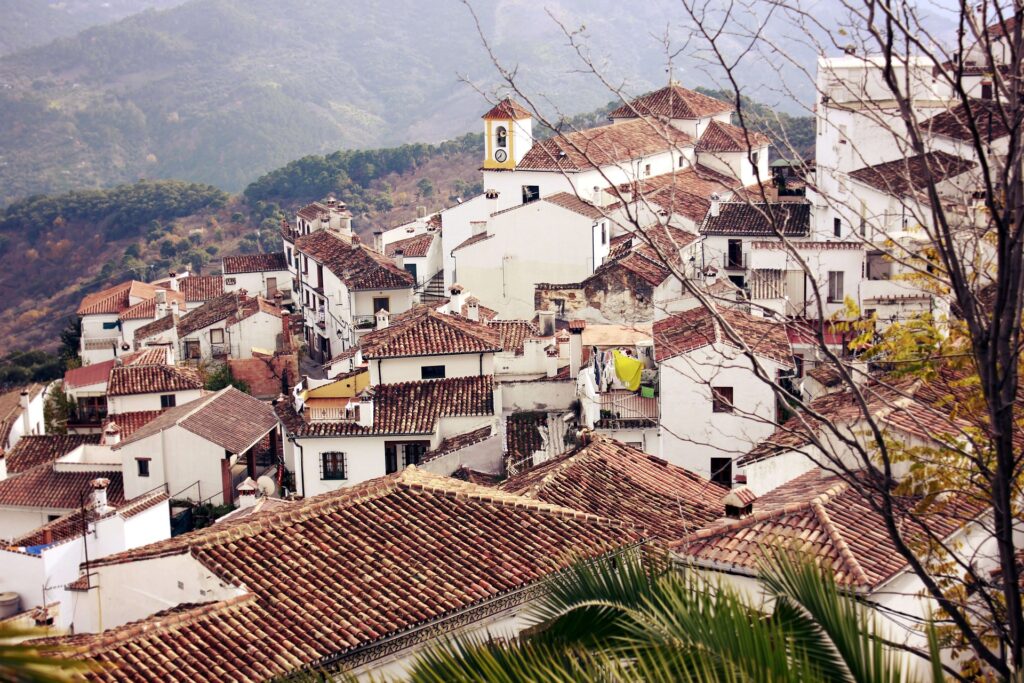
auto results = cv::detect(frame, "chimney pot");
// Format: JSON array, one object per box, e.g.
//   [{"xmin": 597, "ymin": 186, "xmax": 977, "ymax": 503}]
[
  {"xmin": 90, "ymin": 477, "xmax": 112, "ymax": 513},
  {"xmin": 393, "ymin": 248, "xmax": 405, "ymax": 271}
]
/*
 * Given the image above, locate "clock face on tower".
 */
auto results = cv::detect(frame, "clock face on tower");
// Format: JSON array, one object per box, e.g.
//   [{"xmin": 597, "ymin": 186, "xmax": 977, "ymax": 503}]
[{"xmin": 494, "ymin": 149, "xmax": 508, "ymax": 163}]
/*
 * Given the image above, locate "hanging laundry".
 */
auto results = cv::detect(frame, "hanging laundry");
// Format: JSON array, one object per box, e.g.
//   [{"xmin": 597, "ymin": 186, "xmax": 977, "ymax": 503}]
[{"xmin": 612, "ymin": 349, "xmax": 643, "ymax": 392}]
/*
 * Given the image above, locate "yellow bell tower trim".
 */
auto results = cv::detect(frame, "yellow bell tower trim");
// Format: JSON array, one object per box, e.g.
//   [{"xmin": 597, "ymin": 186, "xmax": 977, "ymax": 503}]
[{"xmin": 483, "ymin": 118, "xmax": 517, "ymax": 170}]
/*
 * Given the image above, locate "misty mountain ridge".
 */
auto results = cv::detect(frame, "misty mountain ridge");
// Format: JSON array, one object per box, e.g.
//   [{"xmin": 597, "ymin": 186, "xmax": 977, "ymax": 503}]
[{"xmin": 0, "ymin": 0, "xmax": 832, "ymax": 205}]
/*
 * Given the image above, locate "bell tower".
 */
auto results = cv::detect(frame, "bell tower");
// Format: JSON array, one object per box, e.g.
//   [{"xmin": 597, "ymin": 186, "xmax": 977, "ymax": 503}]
[{"xmin": 481, "ymin": 97, "xmax": 533, "ymax": 170}]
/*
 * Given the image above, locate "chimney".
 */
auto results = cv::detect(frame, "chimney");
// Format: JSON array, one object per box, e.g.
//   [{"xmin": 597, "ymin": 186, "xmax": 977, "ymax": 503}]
[
  {"xmin": 545, "ymin": 344, "xmax": 559, "ymax": 377},
  {"xmin": 102, "ymin": 421, "xmax": 121, "ymax": 446},
  {"xmin": 568, "ymin": 319, "xmax": 585, "ymax": 379},
  {"xmin": 168, "ymin": 272, "xmax": 179, "ymax": 292},
  {"xmin": 351, "ymin": 234, "xmax": 361, "ymax": 249},
  {"xmin": 470, "ymin": 220, "xmax": 487, "ymax": 237},
  {"xmin": 537, "ymin": 310, "xmax": 556, "ymax": 337},
  {"xmin": 19, "ymin": 390, "xmax": 31, "ymax": 436},
  {"xmin": 704, "ymin": 265, "xmax": 719, "ymax": 285},
  {"xmin": 722, "ymin": 485, "xmax": 756, "ymax": 519},
  {"xmin": 417, "ymin": 205, "xmax": 427, "ymax": 219},
  {"xmin": 237, "ymin": 477, "xmax": 258, "ymax": 509},
  {"xmin": 373, "ymin": 230, "xmax": 383, "ymax": 253},
  {"xmin": 375, "ymin": 308, "xmax": 390, "ymax": 330},
  {"xmin": 393, "ymin": 248, "xmax": 404, "ymax": 271},
  {"xmin": 485, "ymin": 189, "xmax": 499, "ymax": 215},
  {"xmin": 356, "ymin": 388, "xmax": 375, "ymax": 428},
  {"xmin": 155, "ymin": 289, "xmax": 168, "ymax": 318},
  {"xmin": 91, "ymin": 478, "xmax": 113, "ymax": 514},
  {"xmin": 709, "ymin": 192, "xmax": 721, "ymax": 218},
  {"xmin": 449, "ymin": 284, "xmax": 465, "ymax": 313},
  {"xmin": 465, "ymin": 296, "xmax": 480, "ymax": 322}
]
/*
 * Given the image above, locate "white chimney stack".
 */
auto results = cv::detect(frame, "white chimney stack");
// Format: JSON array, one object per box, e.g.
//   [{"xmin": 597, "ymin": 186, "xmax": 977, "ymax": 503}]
[
  {"xmin": 465, "ymin": 297, "xmax": 480, "ymax": 322},
  {"xmin": 449, "ymin": 284, "xmax": 465, "ymax": 314},
  {"xmin": 485, "ymin": 189, "xmax": 499, "ymax": 215},
  {"xmin": 375, "ymin": 308, "xmax": 390, "ymax": 330},
  {"xmin": 168, "ymin": 272, "xmax": 179, "ymax": 292},
  {"xmin": 91, "ymin": 478, "xmax": 113, "ymax": 514},
  {"xmin": 102, "ymin": 421, "xmax": 121, "ymax": 446},
  {"xmin": 19, "ymin": 390, "xmax": 31, "ymax": 437},
  {"xmin": 155, "ymin": 289, "xmax": 168, "ymax": 318},
  {"xmin": 373, "ymin": 230, "xmax": 383, "ymax": 254},
  {"xmin": 393, "ymin": 248, "xmax": 405, "ymax": 271},
  {"xmin": 356, "ymin": 388, "xmax": 375, "ymax": 428},
  {"xmin": 237, "ymin": 477, "xmax": 258, "ymax": 509},
  {"xmin": 709, "ymin": 192, "xmax": 721, "ymax": 218}
]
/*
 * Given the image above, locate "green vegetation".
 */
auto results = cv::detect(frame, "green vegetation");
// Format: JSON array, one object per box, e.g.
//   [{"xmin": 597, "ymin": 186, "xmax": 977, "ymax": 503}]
[
  {"xmin": 244, "ymin": 133, "xmax": 483, "ymax": 208},
  {"xmin": 0, "ymin": 350, "xmax": 63, "ymax": 389},
  {"xmin": 0, "ymin": 180, "xmax": 228, "ymax": 241},
  {"xmin": 407, "ymin": 551, "xmax": 941, "ymax": 682},
  {"xmin": 203, "ymin": 363, "xmax": 250, "ymax": 394}
]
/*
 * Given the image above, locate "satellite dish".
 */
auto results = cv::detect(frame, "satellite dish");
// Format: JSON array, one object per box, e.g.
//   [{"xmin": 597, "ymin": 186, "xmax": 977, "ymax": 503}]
[
  {"xmin": 256, "ymin": 475, "xmax": 278, "ymax": 498},
  {"xmin": 121, "ymin": 343, "xmax": 130, "ymax": 351}
]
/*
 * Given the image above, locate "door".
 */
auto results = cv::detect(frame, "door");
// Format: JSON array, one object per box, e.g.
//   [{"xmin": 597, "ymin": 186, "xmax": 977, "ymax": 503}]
[{"xmin": 266, "ymin": 277, "xmax": 278, "ymax": 297}]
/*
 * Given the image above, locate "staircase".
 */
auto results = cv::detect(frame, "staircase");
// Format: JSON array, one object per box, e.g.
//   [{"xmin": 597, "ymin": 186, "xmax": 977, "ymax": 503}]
[{"xmin": 417, "ymin": 271, "xmax": 447, "ymax": 304}]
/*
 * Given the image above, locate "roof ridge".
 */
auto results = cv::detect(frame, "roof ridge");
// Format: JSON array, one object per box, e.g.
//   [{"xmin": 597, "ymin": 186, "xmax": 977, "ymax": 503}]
[{"xmin": 808, "ymin": 498, "xmax": 873, "ymax": 587}]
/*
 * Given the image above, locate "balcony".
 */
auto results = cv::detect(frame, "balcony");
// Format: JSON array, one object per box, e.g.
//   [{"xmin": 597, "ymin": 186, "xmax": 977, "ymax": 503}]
[
  {"xmin": 306, "ymin": 404, "xmax": 359, "ymax": 423},
  {"xmin": 723, "ymin": 252, "xmax": 748, "ymax": 270},
  {"xmin": 82, "ymin": 336, "xmax": 122, "ymax": 352},
  {"xmin": 352, "ymin": 315, "xmax": 377, "ymax": 331},
  {"xmin": 596, "ymin": 390, "xmax": 658, "ymax": 425}
]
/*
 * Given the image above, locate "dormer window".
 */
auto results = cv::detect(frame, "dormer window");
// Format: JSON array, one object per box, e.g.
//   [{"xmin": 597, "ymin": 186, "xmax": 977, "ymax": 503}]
[{"xmin": 496, "ymin": 126, "xmax": 508, "ymax": 148}]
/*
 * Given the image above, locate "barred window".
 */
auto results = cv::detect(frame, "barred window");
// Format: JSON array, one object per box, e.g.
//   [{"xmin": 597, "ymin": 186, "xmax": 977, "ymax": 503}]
[{"xmin": 320, "ymin": 451, "xmax": 347, "ymax": 480}]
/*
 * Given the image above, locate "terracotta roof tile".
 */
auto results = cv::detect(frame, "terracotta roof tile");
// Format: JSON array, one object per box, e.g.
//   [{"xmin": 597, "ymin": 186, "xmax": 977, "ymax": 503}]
[
  {"xmin": 505, "ymin": 411, "xmax": 547, "ymax": 466},
  {"xmin": 101, "ymin": 411, "xmax": 163, "ymax": 441},
  {"xmin": 360, "ymin": 306, "xmax": 502, "ymax": 359},
  {"xmin": 134, "ymin": 313, "xmax": 177, "ymax": 342},
  {"xmin": 0, "ymin": 465, "xmax": 124, "ymax": 511},
  {"xmin": 385, "ymin": 232, "xmax": 435, "ymax": 258},
  {"xmin": 65, "ymin": 469, "xmax": 638, "ymax": 680},
  {"xmin": 672, "ymin": 468, "xmax": 984, "ymax": 589},
  {"xmin": 848, "ymin": 151, "xmax": 976, "ymax": 197},
  {"xmin": 294, "ymin": 231, "xmax": 414, "ymax": 290},
  {"xmin": 64, "ymin": 361, "xmax": 115, "ymax": 390},
  {"xmin": 502, "ymin": 435, "xmax": 726, "ymax": 541},
  {"xmin": 118, "ymin": 292, "xmax": 186, "ymax": 321},
  {"xmin": 222, "ymin": 252, "xmax": 289, "ymax": 274},
  {"xmin": 609, "ymin": 84, "xmax": 733, "ymax": 119},
  {"xmin": 106, "ymin": 365, "xmax": 203, "ymax": 397},
  {"xmin": 278, "ymin": 376, "xmax": 495, "ymax": 437},
  {"xmin": 481, "ymin": 97, "xmax": 532, "ymax": 120},
  {"xmin": 176, "ymin": 291, "xmax": 280, "ymax": 338},
  {"xmin": 637, "ymin": 165, "xmax": 742, "ymax": 221},
  {"xmin": 488, "ymin": 320, "xmax": 543, "ymax": 355},
  {"xmin": 120, "ymin": 388, "xmax": 278, "ymax": 454},
  {"xmin": 517, "ymin": 119, "xmax": 694, "ymax": 172},
  {"xmin": 76, "ymin": 281, "xmax": 166, "ymax": 316},
  {"xmin": 654, "ymin": 307, "xmax": 793, "ymax": 365},
  {"xmin": 177, "ymin": 275, "xmax": 224, "ymax": 303},
  {"xmin": 5, "ymin": 435, "xmax": 101, "ymax": 475},
  {"xmin": 11, "ymin": 491, "xmax": 167, "ymax": 547},
  {"xmin": 696, "ymin": 119, "xmax": 771, "ymax": 152},
  {"xmin": 542, "ymin": 192, "xmax": 606, "ymax": 219},
  {"xmin": 0, "ymin": 384, "xmax": 43, "ymax": 449},
  {"xmin": 923, "ymin": 99, "xmax": 1012, "ymax": 142},
  {"xmin": 700, "ymin": 201, "xmax": 811, "ymax": 237}
]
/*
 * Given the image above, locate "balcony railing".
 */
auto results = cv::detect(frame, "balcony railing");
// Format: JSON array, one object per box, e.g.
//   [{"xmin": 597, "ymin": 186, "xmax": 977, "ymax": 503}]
[
  {"xmin": 352, "ymin": 315, "xmax": 377, "ymax": 331},
  {"xmin": 306, "ymin": 405, "xmax": 360, "ymax": 422},
  {"xmin": 598, "ymin": 390, "xmax": 658, "ymax": 421},
  {"xmin": 82, "ymin": 336, "xmax": 121, "ymax": 351},
  {"xmin": 723, "ymin": 252, "xmax": 747, "ymax": 270}
]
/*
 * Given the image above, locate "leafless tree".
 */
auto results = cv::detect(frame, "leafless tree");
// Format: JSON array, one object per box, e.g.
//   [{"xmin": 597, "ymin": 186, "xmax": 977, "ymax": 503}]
[{"xmin": 465, "ymin": 0, "xmax": 1023, "ymax": 676}]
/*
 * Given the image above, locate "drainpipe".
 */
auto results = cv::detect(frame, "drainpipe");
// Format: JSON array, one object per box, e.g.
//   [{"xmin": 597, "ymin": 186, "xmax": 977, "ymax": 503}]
[
  {"xmin": 288, "ymin": 435, "xmax": 305, "ymax": 498},
  {"xmin": 479, "ymin": 352, "xmax": 483, "ymax": 377}
]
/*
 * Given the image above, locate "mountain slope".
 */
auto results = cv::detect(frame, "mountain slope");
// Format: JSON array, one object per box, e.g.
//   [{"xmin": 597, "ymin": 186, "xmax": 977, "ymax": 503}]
[{"xmin": 0, "ymin": 0, "xmax": 828, "ymax": 204}]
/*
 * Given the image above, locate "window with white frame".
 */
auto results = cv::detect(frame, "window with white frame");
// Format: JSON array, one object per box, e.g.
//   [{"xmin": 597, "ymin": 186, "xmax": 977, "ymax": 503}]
[{"xmin": 828, "ymin": 271, "xmax": 845, "ymax": 303}]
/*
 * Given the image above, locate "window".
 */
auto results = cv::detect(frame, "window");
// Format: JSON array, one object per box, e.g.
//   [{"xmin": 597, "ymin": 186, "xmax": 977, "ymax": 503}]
[
  {"xmin": 828, "ymin": 271, "xmax": 844, "ymax": 303},
  {"xmin": 712, "ymin": 386, "xmax": 734, "ymax": 413},
  {"xmin": 225, "ymin": 277, "xmax": 237, "ymax": 286},
  {"xmin": 102, "ymin": 321, "xmax": 120, "ymax": 330},
  {"xmin": 710, "ymin": 457, "xmax": 733, "ymax": 488},
  {"xmin": 496, "ymin": 126, "xmax": 508, "ymax": 148},
  {"xmin": 184, "ymin": 340, "xmax": 201, "ymax": 359},
  {"xmin": 404, "ymin": 263, "xmax": 418, "ymax": 281},
  {"xmin": 266, "ymin": 277, "xmax": 277, "ymax": 296},
  {"xmin": 372, "ymin": 296, "xmax": 390, "ymax": 313},
  {"xmin": 320, "ymin": 452, "xmax": 347, "ymax": 480},
  {"xmin": 403, "ymin": 443, "xmax": 427, "ymax": 467},
  {"xmin": 794, "ymin": 354, "xmax": 805, "ymax": 378},
  {"xmin": 751, "ymin": 151, "xmax": 759, "ymax": 166},
  {"xmin": 678, "ymin": 155, "xmax": 685, "ymax": 168},
  {"xmin": 644, "ymin": 163, "xmax": 651, "ymax": 176},
  {"xmin": 601, "ymin": 224, "xmax": 607, "ymax": 245},
  {"xmin": 833, "ymin": 217, "xmax": 842, "ymax": 237},
  {"xmin": 522, "ymin": 185, "xmax": 540, "ymax": 204},
  {"xmin": 302, "ymin": 256, "xmax": 309, "ymax": 274},
  {"xmin": 210, "ymin": 328, "xmax": 225, "ymax": 344},
  {"xmin": 421, "ymin": 365, "xmax": 446, "ymax": 380},
  {"xmin": 136, "ymin": 459, "xmax": 150, "ymax": 477},
  {"xmin": 982, "ymin": 81, "xmax": 993, "ymax": 100},
  {"xmin": 286, "ymin": 247, "xmax": 293, "ymax": 266},
  {"xmin": 76, "ymin": 396, "xmax": 107, "ymax": 423},
  {"xmin": 160, "ymin": 394, "xmax": 177, "ymax": 409},
  {"xmin": 385, "ymin": 444, "xmax": 399, "ymax": 474},
  {"xmin": 47, "ymin": 515, "xmax": 61, "ymax": 523}
]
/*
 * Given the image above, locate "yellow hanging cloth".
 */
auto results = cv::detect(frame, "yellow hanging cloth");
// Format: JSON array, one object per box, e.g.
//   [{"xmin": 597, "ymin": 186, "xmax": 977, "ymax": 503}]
[{"xmin": 612, "ymin": 350, "xmax": 643, "ymax": 392}]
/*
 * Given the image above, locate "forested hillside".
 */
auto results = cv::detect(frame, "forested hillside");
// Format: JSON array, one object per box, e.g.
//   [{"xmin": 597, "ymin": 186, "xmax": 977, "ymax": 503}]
[{"xmin": 0, "ymin": 0, "xmax": 828, "ymax": 204}]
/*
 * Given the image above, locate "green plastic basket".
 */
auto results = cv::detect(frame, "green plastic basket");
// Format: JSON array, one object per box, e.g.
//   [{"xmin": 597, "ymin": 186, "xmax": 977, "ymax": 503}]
[{"xmin": 640, "ymin": 385, "xmax": 655, "ymax": 399}]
